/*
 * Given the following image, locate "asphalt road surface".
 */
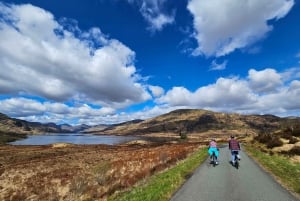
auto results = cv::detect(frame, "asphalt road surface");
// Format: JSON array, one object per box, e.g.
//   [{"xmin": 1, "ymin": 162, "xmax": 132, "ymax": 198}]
[{"xmin": 170, "ymin": 146, "xmax": 299, "ymax": 201}]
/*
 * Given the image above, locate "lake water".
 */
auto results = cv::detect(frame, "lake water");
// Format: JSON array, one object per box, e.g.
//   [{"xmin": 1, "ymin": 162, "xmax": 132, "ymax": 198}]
[{"xmin": 9, "ymin": 133, "xmax": 140, "ymax": 145}]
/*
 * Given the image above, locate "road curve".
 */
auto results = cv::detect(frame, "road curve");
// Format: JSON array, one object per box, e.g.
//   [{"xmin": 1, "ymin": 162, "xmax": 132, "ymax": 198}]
[{"xmin": 170, "ymin": 146, "xmax": 299, "ymax": 201}]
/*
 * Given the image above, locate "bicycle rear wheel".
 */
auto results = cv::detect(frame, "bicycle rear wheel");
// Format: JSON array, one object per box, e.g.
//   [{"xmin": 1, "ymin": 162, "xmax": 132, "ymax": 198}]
[{"xmin": 235, "ymin": 155, "xmax": 239, "ymax": 169}]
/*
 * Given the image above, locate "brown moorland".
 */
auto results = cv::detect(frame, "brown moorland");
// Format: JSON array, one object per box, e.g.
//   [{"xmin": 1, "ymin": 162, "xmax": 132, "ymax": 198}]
[
  {"xmin": 0, "ymin": 141, "xmax": 204, "ymax": 201},
  {"xmin": 1, "ymin": 109, "xmax": 300, "ymax": 200}
]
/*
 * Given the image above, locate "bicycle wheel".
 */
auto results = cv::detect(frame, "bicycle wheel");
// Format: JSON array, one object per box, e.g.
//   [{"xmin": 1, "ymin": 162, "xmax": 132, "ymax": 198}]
[
  {"xmin": 235, "ymin": 155, "xmax": 239, "ymax": 169},
  {"xmin": 213, "ymin": 155, "xmax": 216, "ymax": 166}
]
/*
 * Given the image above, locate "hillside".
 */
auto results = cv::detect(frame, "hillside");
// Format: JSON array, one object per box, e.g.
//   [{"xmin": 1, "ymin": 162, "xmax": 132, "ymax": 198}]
[
  {"xmin": 2, "ymin": 109, "xmax": 300, "ymax": 141},
  {"xmin": 95, "ymin": 109, "xmax": 299, "ymax": 138},
  {"xmin": 0, "ymin": 112, "xmax": 90, "ymax": 135}
]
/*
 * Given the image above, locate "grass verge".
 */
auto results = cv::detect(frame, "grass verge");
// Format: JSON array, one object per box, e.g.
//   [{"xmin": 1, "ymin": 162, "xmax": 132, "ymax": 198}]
[
  {"xmin": 108, "ymin": 147, "xmax": 207, "ymax": 201},
  {"xmin": 244, "ymin": 144, "xmax": 300, "ymax": 196}
]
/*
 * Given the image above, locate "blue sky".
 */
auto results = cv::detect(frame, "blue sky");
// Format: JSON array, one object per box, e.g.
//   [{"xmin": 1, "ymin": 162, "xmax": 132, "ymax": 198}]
[{"xmin": 0, "ymin": 0, "xmax": 300, "ymax": 125}]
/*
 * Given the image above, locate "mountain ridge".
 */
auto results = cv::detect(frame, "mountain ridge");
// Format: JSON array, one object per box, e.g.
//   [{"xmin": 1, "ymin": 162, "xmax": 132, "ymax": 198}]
[
  {"xmin": 93, "ymin": 109, "xmax": 300, "ymax": 137},
  {"xmin": 0, "ymin": 112, "xmax": 91, "ymax": 134},
  {"xmin": 1, "ymin": 109, "xmax": 300, "ymax": 138}
]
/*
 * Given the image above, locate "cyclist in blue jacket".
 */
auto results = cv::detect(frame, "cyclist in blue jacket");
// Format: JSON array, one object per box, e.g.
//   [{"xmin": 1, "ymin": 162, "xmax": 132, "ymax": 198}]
[{"xmin": 208, "ymin": 139, "xmax": 219, "ymax": 164}]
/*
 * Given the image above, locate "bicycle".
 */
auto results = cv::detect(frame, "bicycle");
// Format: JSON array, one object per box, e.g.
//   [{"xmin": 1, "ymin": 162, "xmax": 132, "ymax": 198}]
[
  {"xmin": 210, "ymin": 151, "xmax": 218, "ymax": 167},
  {"xmin": 232, "ymin": 150, "xmax": 239, "ymax": 169}
]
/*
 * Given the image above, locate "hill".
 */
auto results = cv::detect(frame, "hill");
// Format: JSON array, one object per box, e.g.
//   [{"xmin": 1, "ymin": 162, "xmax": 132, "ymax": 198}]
[
  {"xmin": 2, "ymin": 109, "xmax": 300, "ymax": 142},
  {"xmin": 94, "ymin": 109, "xmax": 300, "ymax": 138},
  {"xmin": 0, "ymin": 112, "xmax": 90, "ymax": 135}
]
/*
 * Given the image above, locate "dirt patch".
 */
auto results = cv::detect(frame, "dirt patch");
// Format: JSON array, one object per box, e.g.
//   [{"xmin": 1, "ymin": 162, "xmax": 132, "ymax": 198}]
[
  {"xmin": 51, "ymin": 143, "xmax": 73, "ymax": 148},
  {"xmin": 0, "ymin": 141, "xmax": 204, "ymax": 201}
]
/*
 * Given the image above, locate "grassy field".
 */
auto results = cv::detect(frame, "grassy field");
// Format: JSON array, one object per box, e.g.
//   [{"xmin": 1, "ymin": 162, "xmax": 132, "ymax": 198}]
[
  {"xmin": 108, "ymin": 147, "xmax": 207, "ymax": 201},
  {"xmin": 0, "ymin": 142, "xmax": 204, "ymax": 201},
  {"xmin": 245, "ymin": 145, "xmax": 300, "ymax": 196}
]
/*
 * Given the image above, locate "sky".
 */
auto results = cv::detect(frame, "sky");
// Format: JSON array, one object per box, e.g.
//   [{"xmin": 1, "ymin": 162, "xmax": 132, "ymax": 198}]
[{"xmin": 0, "ymin": 0, "xmax": 300, "ymax": 125}]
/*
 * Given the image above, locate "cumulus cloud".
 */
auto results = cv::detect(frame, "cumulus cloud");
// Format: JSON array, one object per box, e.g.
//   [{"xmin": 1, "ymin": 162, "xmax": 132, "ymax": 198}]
[
  {"xmin": 0, "ymin": 3, "xmax": 151, "ymax": 108},
  {"xmin": 248, "ymin": 68, "xmax": 283, "ymax": 93},
  {"xmin": 148, "ymin": 85, "xmax": 164, "ymax": 97},
  {"xmin": 128, "ymin": 0, "xmax": 175, "ymax": 32},
  {"xmin": 0, "ymin": 97, "xmax": 115, "ymax": 125},
  {"xmin": 0, "ymin": 96, "xmax": 176, "ymax": 125},
  {"xmin": 157, "ymin": 68, "xmax": 300, "ymax": 116},
  {"xmin": 158, "ymin": 77, "xmax": 256, "ymax": 108},
  {"xmin": 187, "ymin": 0, "xmax": 294, "ymax": 57},
  {"xmin": 1, "ymin": 68, "xmax": 300, "ymax": 124},
  {"xmin": 280, "ymin": 67, "xmax": 300, "ymax": 82}
]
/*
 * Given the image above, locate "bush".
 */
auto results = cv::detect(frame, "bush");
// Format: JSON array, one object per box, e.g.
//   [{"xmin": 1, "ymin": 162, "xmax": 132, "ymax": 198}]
[
  {"xmin": 289, "ymin": 137, "xmax": 299, "ymax": 144},
  {"xmin": 281, "ymin": 146, "xmax": 300, "ymax": 156},
  {"xmin": 254, "ymin": 133, "xmax": 271, "ymax": 144},
  {"xmin": 280, "ymin": 132, "xmax": 293, "ymax": 140},
  {"xmin": 292, "ymin": 127, "xmax": 300, "ymax": 137},
  {"xmin": 254, "ymin": 133, "xmax": 283, "ymax": 148},
  {"xmin": 266, "ymin": 137, "xmax": 283, "ymax": 148},
  {"xmin": 289, "ymin": 146, "xmax": 300, "ymax": 155}
]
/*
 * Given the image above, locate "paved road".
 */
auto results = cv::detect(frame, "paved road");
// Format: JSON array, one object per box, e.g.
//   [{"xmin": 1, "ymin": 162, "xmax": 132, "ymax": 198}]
[{"xmin": 170, "ymin": 146, "xmax": 299, "ymax": 201}]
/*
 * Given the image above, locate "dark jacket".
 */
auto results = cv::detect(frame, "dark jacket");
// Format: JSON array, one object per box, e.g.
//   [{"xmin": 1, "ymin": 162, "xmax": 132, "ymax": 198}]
[{"xmin": 229, "ymin": 139, "xmax": 240, "ymax": 150}]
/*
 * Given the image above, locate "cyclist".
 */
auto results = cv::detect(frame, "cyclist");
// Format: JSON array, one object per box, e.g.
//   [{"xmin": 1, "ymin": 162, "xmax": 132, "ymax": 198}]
[
  {"xmin": 228, "ymin": 135, "xmax": 241, "ymax": 164},
  {"xmin": 208, "ymin": 138, "xmax": 219, "ymax": 164}
]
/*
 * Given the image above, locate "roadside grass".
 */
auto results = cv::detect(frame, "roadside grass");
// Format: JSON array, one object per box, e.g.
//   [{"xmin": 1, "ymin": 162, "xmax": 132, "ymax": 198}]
[
  {"xmin": 245, "ymin": 144, "xmax": 300, "ymax": 195},
  {"xmin": 108, "ymin": 147, "xmax": 207, "ymax": 201}
]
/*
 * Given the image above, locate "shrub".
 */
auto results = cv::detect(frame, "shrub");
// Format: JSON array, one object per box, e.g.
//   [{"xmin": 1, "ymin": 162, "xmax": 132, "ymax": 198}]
[
  {"xmin": 281, "ymin": 146, "xmax": 300, "ymax": 156},
  {"xmin": 254, "ymin": 133, "xmax": 283, "ymax": 148},
  {"xmin": 282, "ymin": 124, "xmax": 300, "ymax": 137},
  {"xmin": 254, "ymin": 133, "xmax": 271, "ymax": 144},
  {"xmin": 289, "ymin": 137, "xmax": 299, "ymax": 144},
  {"xmin": 292, "ymin": 127, "xmax": 300, "ymax": 137},
  {"xmin": 266, "ymin": 137, "xmax": 283, "ymax": 148},
  {"xmin": 289, "ymin": 146, "xmax": 300, "ymax": 155},
  {"xmin": 70, "ymin": 176, "xmax": 89, "ymax": 196}
]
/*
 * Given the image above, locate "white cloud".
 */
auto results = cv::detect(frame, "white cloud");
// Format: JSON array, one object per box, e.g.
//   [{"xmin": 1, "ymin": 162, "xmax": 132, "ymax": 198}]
[
  {"xmin": 0, "ymin": 97, "xmax": 116, "ymax": 125},
  {"xmin": 157, "ymin": 68, "xmax": 300, "ymax": 116},
  {"xmin": 1, "ymin": 68, "xmax": 300, "ymax": 125},
  {"xmin": 0, "ymin": 98, "xmax": 46, "ymax": 117},
  {"xmin": 187, "ymin": 0, "xmax": 294, "ymax": 57},
  {"xmin": 128, "ymin": 0, "xmax": 175, "ymax": 32},
  {"xmin": 248, "ymin": 68, "xmax": 283, "ymax": 93},
  {"xmin": 209, "ymin": 60, "xmax": 227, "ymax": 71},
  {"xmin": 0, "ymin": 3, "xmax": 151, "ymax": 108},
  {"xmin": 157, "ymin": 87, "xmax": 192, "ymax": 106},
  {"xmin": 280, "ymin": 67, "xmax": 300, "ymax": 82},
  {"xmin": 158, "ymin": 77, "xmax": 255, "ymax": 108},
  {"xmin": 148, "ymin": 85, "xmax": 164, "ymax": 97}
]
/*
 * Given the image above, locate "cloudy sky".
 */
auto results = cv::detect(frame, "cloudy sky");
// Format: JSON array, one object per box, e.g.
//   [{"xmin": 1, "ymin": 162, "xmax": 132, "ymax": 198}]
[{"xmin": 0, "ymin": 0, "xmax": 300, "ymax": 125}]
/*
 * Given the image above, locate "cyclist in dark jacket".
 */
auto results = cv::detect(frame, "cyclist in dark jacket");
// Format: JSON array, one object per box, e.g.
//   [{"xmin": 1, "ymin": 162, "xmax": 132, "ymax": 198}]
[{"xmin": 228, "ymin": 135, "xmax": 241, "ymax": 164}]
